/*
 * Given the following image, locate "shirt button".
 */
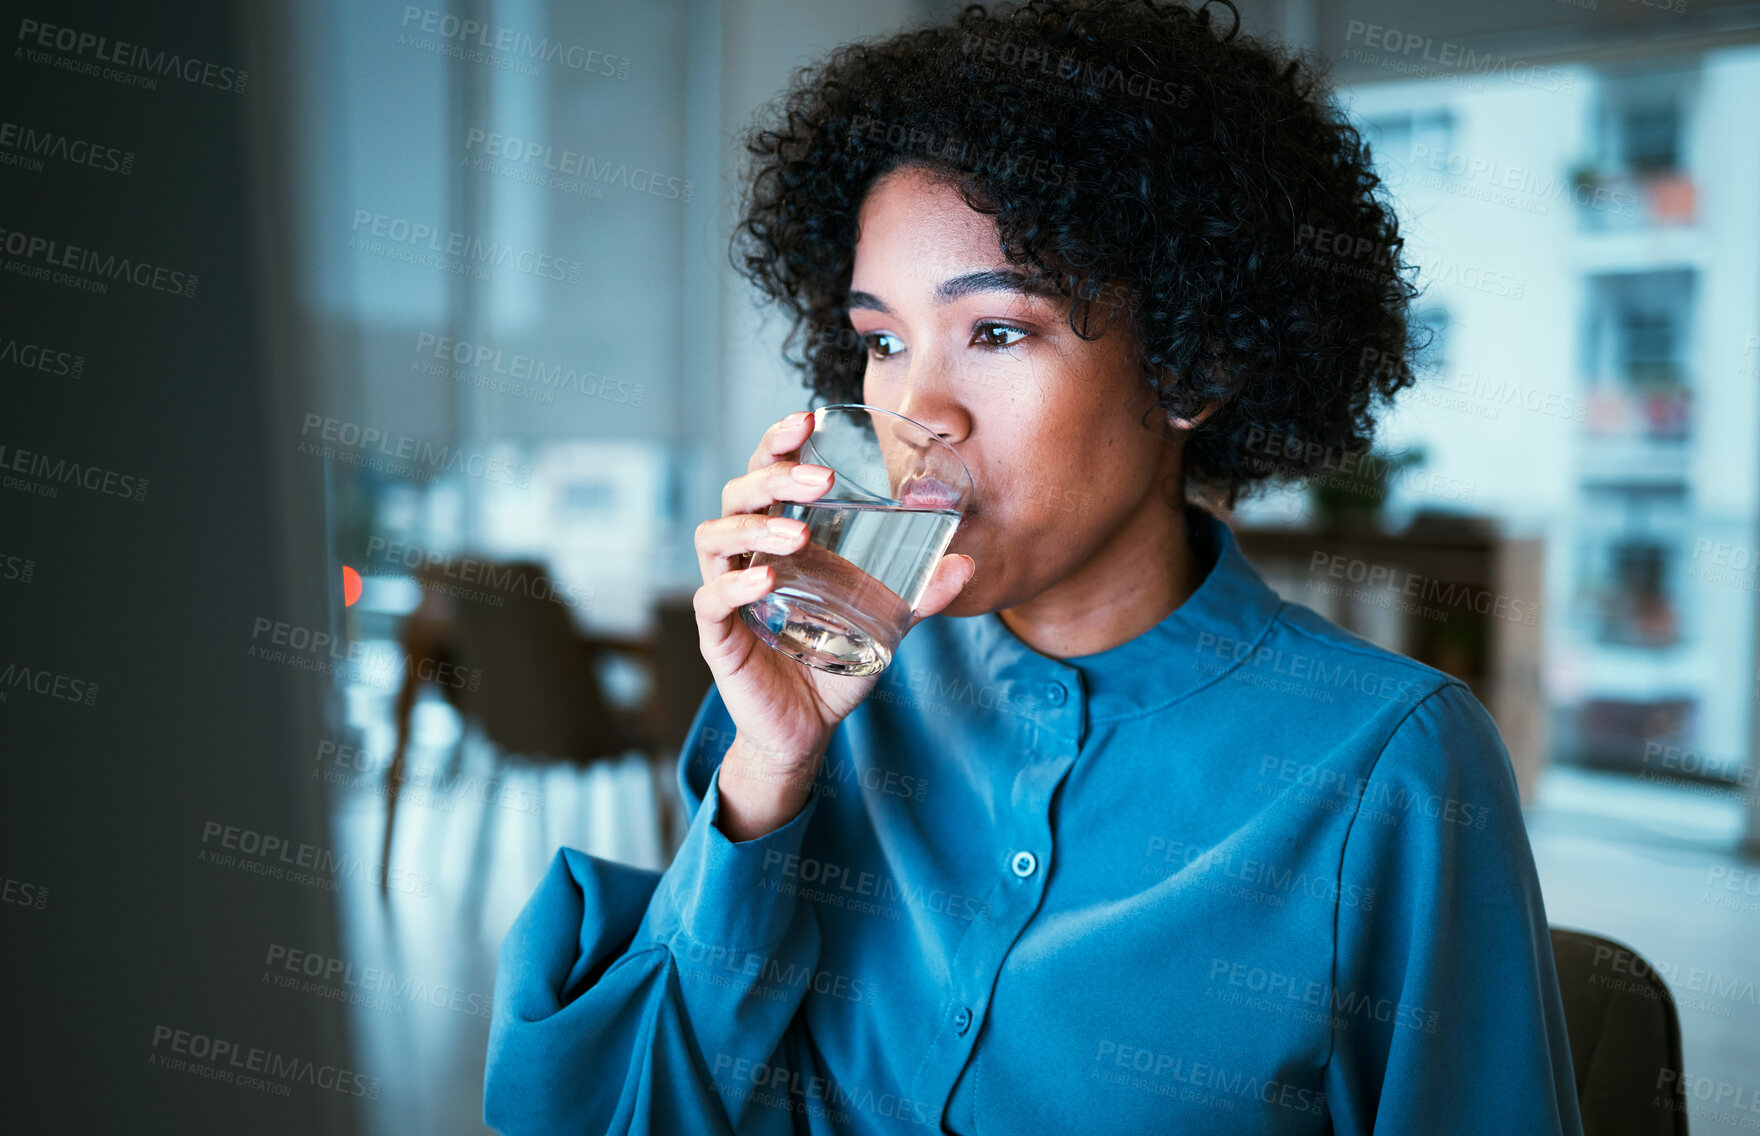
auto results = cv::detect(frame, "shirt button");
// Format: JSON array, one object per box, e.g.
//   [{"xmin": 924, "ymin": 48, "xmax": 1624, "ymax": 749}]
[
  {"xmin": 1011, "ymin": 851, "xmax": 1038, "ymax": 878},
  {"xmin": 954, "ymin": 1007, "xmax": 972, "ymax": 1035},
  {"xmin": 1046, "ymin": 682, "xmax": 1067, "ymax": 705}
]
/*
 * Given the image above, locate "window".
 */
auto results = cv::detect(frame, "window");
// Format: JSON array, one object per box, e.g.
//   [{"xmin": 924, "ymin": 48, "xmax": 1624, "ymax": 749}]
[
  {"xmin": 1360, "ymin": 108, "xmax": 1455, "ymax": 186},
  {"xmin": 1619, "ymin": 102, "xmax": 1681, "ymax": 175},
  {"xmin": 1574, "ymin": 482, "xmax": 1689, "ymax": 648},
  {"xmin": 1583, "ymin": 270, "xmax": 1694, "ymax": 441}
]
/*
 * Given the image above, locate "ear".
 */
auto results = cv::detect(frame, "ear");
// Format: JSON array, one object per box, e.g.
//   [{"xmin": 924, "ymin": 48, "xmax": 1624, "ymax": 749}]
[
  {"xmin": 1157, "ymin": 361, "xmax": 1225, "ymax": 432},
  {"xmin": 1166, "ymin": 401, "xmax": 1220, "ymax": 431}
]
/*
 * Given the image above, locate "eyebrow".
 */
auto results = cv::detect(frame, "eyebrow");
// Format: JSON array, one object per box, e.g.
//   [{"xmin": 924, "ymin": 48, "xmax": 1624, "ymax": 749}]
[{"xmin": 846, "ymin": 270, "xmax": 1066, "ymax": 315}]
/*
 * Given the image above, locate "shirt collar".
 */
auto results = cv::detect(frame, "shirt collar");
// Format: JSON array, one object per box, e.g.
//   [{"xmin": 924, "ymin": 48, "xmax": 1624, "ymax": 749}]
[{"xmin": 959, "ymin": 503, "xmax": 1286, "ymax": 726}]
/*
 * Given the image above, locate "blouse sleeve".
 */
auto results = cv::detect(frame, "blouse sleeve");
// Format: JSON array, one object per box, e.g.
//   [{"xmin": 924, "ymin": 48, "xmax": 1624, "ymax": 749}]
[
  {"xmin": 483, "ymin": 685, "xmax": 825, "ymax": 1135},
  {"xmin": 1322, "ymin": 681, "xmax": 1585, "ymax": 1136}
]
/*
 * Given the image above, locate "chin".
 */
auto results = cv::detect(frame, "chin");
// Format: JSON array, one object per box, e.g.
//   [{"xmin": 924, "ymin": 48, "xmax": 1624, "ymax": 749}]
[
  {"xmin": 934, "ymin": 590, "xmax": 989, "ymax": 619},
  {"xmin": 936, "ymin": 523, "xmax": 1016, "ymax": 619},
  {"xmin": 936, "ymin": 575, "xmax": 1016, "ymax": 619}
]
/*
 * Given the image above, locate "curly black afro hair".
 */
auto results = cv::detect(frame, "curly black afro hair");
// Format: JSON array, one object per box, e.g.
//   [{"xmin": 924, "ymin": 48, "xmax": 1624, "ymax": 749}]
[{"xmin": 731, "ymin": 0, "xmax": 1422, "ymax": 510}]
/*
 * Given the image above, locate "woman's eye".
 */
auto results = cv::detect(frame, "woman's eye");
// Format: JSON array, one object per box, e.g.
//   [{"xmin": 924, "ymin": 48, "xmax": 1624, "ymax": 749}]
[
  {"xmin": 973, "ymin": 322, "xmax": 1028, "ymax": 349},
  {"xmin": 863, "ymin": 331, "xmax": 904, "ymax": 360}
]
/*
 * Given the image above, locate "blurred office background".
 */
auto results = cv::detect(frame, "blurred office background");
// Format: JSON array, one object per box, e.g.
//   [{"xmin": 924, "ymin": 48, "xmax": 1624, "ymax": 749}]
[{"xmin": 4, "ymin": 0, "xmax": 1759, "ymax": 1131}]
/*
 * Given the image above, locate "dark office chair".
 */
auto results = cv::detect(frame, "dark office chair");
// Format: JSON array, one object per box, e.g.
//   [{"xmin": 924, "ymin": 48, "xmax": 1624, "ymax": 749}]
[
  {"xmin": 643, "ymin": 594, "xmax": 715, "ymax": 857},
  {"xmin": 381, "ymin": 561, "xmax": 658, "ymax": 884},
  {"xmin": 1550, "ymin": 927, "xmax": 1690, "ymax": 1136}
]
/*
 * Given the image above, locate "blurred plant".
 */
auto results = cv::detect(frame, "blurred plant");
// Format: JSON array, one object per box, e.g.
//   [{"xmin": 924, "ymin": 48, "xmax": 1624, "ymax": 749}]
[
  {"xmin": 1568, "ymin": 159, "xmax": 1602, "ymax": 197},
  {"xmin": 1309, "ymin": 444, "xmax": 1426, "ymax": 531}
]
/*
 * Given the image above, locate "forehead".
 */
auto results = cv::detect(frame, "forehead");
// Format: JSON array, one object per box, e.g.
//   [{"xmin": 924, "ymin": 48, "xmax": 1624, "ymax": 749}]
[{"xmin": 852, "ymin": 167, "xmax": 1008, "ymax": 274}]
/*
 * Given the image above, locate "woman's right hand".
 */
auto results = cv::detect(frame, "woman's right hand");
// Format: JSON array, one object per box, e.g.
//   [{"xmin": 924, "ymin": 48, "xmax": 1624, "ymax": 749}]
[{"xmin": 692, "ymin": 410, "xmax": 974, "ymax": 841}]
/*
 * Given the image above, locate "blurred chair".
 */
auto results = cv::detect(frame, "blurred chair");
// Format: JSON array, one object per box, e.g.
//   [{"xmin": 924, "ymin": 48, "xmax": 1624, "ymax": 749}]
[
  {"xmin": 645, "ymin": 593, "xmax": 716, "ymax": 764},
  {"xmin": 380, "ymin": 560, "xmax": 687, "ymax": 890},
  {"xmin": 1550, "ymin": 927, "xmax": 1689, "ymax": 1136},
  {"xmin": 580, "ymin": 590, "xmax": 713, "ymax": 862}
]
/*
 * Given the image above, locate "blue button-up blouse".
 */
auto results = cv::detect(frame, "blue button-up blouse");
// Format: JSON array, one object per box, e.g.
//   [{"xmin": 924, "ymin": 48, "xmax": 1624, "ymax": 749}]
[{"xmin": 485, "ymin": 505, "xmax": 1584, "ymax": 1135}]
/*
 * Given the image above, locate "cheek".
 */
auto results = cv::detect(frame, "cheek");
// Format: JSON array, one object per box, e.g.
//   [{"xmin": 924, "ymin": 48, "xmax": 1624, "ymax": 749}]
[
  {"xmin": 971, "ymin": 428, "xmax": 1089, "ymax": 522},
  {"xmin": 1017, "ymin": 440, "xmax": 1158, "ymax": 531},
  {"xmin": 981, "ymin": 461, "xmax": 1095, "ymax": 535}
]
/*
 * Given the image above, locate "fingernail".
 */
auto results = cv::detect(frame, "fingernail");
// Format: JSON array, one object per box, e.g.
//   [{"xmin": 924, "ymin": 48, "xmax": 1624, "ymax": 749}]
[
  {"xmin": 766, "ymin": 518, "xmax": 800, "ymax": 539},
  {"xmin": 793, "ymin": 465, "xmax": 831, "ymax": 485},
  {"xmin": 742, "ymin": 565, "xmax": 768, "ymax": 583},
  {"xmin": 784, "ymin": 411, "xmax": 809, "ymax": 428}
]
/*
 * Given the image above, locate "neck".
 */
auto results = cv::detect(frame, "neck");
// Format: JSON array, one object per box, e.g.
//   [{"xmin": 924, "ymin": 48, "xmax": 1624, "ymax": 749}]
[{"xmin": 998, "ymin": 485, "xmax": 1203, "ymax": 659}]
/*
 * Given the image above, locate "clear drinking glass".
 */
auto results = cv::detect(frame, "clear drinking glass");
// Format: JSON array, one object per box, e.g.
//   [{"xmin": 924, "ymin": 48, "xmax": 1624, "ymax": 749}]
[{"xmin": 740, "ymin": 403, "xmax": 976, "ymax": 676}]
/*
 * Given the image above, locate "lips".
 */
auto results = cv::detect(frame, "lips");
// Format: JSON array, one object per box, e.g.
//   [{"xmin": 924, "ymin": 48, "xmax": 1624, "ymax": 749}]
[{"xmin": 899, "ymin": 475, "xmax": 961, "ymax": 510}]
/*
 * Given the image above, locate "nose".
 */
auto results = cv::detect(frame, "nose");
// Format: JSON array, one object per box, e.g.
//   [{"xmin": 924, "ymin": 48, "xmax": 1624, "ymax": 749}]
[
  {"xmin": 890, "ymin": 387, "xmax": 975, "ymax": 506},
  {"xmin": 893, "ymin": 380, "xmax": 972, "ymax": 448}
]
